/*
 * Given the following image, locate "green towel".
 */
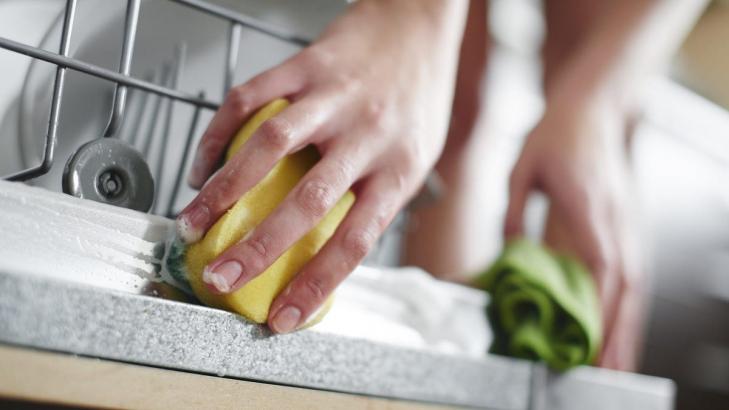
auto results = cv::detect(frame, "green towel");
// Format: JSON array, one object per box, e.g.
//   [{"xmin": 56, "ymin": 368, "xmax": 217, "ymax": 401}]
[{"xmin": 475, "ymin": 238, "xmax": 602, "ymax": 370}]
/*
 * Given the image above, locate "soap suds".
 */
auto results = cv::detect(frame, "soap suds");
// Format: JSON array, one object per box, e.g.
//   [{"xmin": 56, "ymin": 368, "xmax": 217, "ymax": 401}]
[
  {"xmin": 202, "ymin": 267, "xmax": 230, "ymax": 293},
  {"xmin": 0, "ymin": 181, "xmax": 493, "ymax": 358},
  {"xmin": 0, "ymin": 181, "xmax": 174, "ymax": 293},
  {"xmin": 175, "ymin": 214, "xmax": 203, "ymax": 244}
]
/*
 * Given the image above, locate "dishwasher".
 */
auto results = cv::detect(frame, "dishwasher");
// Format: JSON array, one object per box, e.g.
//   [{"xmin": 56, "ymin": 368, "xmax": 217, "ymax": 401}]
[{"xmin": 0, "ymin": 1, "xmax": 678, "ymax": 408}]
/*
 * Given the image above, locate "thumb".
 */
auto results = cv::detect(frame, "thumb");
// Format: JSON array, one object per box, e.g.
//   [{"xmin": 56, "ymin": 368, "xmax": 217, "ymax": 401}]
[{"xmin": 503, "ymin": 162, "xmax": 533, "ymax": 240}]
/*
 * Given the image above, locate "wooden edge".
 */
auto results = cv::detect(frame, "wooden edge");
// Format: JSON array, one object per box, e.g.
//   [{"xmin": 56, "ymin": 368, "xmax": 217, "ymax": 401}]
[{"xmin": 0, "ymin": 345, "xmax": 456, "ymax": 410}]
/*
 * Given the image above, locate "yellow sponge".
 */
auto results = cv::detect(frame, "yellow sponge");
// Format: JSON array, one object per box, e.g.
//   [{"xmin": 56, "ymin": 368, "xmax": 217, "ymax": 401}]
[{"xmin": 185, "ymin": 99, "xmax": 355, "ymax": 324}]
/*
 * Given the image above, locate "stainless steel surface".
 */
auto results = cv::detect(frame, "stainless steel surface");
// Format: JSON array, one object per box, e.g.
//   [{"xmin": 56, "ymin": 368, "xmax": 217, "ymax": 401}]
[
  {"xmin": 140, "ymin": 66, "xmax": 173, "ymax": 157},
  {"xmin": 165, "ymin": 91, "xmax": 205, "ymax": 217},
  {"xmin": 0, "ymin": 35, "xmax": 219, "ymax": 110},
  {"xmin": 529, "ymin": 365, "xmax": 675, "ymax": 410},
  {"xmin": 0, "ymin": 0, "xmax": 310, "ymax": 186},
  {"xmin": 125, "ymin": 74, "xmax": 154, "ymax": 147},
  {"xmin": 101, "ymin": 0, "xmax": 141, "ymax": 140},
  {"xmin": 224, "ymin": 22, "xmax": 242, "ymax": 95},
  {"xmin": 152, "ymin": 43, "xmax": 186, "ymax": 214},
  {"xmin": 4, "ymin": 0, "xmax": 77, "ymax": 182},
  {"xmin": 0, "ymin": 269, "xmax": 531, "ymax": 409},
  {"xmin": 170, "ymin": 0, "xmax": 310, "ymax": 46},
  {"xmin": 62, "ymin": 138, "xmax": 154, "ymax": 212}
]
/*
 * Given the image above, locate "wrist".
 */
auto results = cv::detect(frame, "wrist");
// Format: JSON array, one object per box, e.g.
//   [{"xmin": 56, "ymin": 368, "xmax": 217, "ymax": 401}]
[
  {"xmin": 544, "ymin": 67, "xmax": 628, "ymax": 124},
  {"xmin": 544, "ymin": 36, "xmax": 647, "ymax": 117},
  {"xmin": 348, "ymin": 0, "xmax": 468, "ymax": 44}
]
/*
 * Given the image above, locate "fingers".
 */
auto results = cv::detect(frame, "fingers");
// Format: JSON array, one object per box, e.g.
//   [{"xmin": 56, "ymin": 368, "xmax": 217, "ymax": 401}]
[
  {"xmin": 177, "ymin": 96, "xmax": 334, "ymax": 243},
  {"xmin": 598, "ymin": 273, "xmax": 638, "ymax": 371},
  {"xmin": 188, "ymin": 58, "xmax": 307, "ymax": 189},
  {"xmin": 503, "ymin": 159, "xmax": 533, "ymax": 239},
  {"xmin": 267, "ymin": 173, "xmax": 402, "ymax": 333},
  {"xmin": 598, "ymin": 220, "xmax": 636, "ymax": 370},
  {"xmin": 565, "ymin": 200, "xmax": 619, "ymax": 334},
  {"xmin": 544, "ymin": 188, "xmax": 620, "ymax": 352},
  {"xmin": 202, "ymin": 144, "xmax": 367, "ymax": 294}
]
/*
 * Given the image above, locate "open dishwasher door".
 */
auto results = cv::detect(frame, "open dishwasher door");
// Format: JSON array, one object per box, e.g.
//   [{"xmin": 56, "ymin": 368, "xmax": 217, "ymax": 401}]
[{"xmin": 0, "ymin": 0, "xmax": 686, "ymax": 409}]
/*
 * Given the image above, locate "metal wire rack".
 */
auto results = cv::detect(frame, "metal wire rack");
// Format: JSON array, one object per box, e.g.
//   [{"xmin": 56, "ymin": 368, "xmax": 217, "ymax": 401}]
[{"xmin": 0, "ymin": 0, "xmax": 310, "ymax": 215}]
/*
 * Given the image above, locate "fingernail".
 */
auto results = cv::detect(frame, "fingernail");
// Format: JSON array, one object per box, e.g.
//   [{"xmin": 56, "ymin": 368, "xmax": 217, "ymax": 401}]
[
  {"xmin": 271, "ymin": 306, "xmax": 301, "ymax": 334},
  {"xmin": 176, "ymin": 204, "xmax": 210, "ymax": 244},
  {"xmin": 202, "ymin": 260, "xmax": 242, "ymax": 293}
]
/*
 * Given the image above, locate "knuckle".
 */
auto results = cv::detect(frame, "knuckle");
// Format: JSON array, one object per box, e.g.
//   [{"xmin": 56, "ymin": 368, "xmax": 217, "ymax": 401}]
[
  {"xmin": 382, "ymin": 168, "xmax": 408, "ymax": 199},
  {"xmin": 244, "ymin": 231, "xmax": 273, "ymax": 265},
  {"xmin": 616, "ymin": 271, "xmax": 630, "ymax": 293},
  {"xmin": 299, "ymin": 46, "xmax": 335, "ymax": 70},
  {"xmin": 373, "ymin": 206, "xmax": 394, "ymax": 232},
  {"xmin": 402, "ymin": 147, "xmax": 418, "ymax": 172},
  {"xmin": 330, "ymin": 157, "xmax": 356, "ymax": 184},
  {"xmin": 301, "ymin": 276, "xmax": 328, "ymax": 303},
  {"xmin": 508, "ymin": 167, "xmax": 524, "ymax": 189},
  {"xmin": 362, "ymin": 99, "xmax": 389, "ymax": 130},
  {"xmin": 342, "ymin": 227, "xmax": 375, "ymax": 263},
  {"xmin": 259, "ymin": 117, "xmax": 294, "ymax": 151},
  {"xmin": 342, "ymin": 75, "xmax": 363, "ymax": 95},
  {"xmin": 199, "ymin": 126, "xmax": 228, "ymax": 150},
  {"xmin": 204, "ymin": 174, "xmax": 234, "ymax": 206},
  {"xmin": 556, "ymin": 180, "xmax": 592, "ymax": 210},
  {"xmin": 295, "ymin": 178, "xmax": 335, "ymax": 218},
  {"xmin": 225, "ymin": 87, "xmax": 254, "ymax": 116},
  {"xmin": 574, "ymin": 184, "xmax": 593, "ymax": 203},
  {"xmin": 586, "ymin": 251, "xmax": 610, "ymax": 276},
  {"xmin": 394, "ymin": 145, "xmax": 424, "ymax": 186}
]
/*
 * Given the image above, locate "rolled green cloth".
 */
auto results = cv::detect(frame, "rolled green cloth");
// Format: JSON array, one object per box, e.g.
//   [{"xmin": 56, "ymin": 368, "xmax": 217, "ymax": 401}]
[{"xmin": 475, "ymin": 238, "xmax": 602, "ymax": 370}]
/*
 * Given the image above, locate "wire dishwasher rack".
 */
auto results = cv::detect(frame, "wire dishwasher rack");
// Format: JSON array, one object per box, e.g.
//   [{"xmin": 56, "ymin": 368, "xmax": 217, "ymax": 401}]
[{"xmin": 0, "ymin": 0, "xmax": 310, "ymax": 216}]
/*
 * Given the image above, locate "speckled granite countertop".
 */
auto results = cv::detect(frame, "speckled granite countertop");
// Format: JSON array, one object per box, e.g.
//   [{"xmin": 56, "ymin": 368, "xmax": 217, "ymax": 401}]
[{"xmin": 0, "ymin": 270, "xmax": 675, "ymax": 409}]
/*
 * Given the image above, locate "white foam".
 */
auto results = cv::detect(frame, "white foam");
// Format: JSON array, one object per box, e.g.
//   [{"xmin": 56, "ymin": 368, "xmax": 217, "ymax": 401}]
[
  {"xmin": 202, "ymin": 266, "xmax": 230, "ymax": 293},
  {"xmin": 0, "ymin": 180, "xmax": 174, "ymax": 293}
]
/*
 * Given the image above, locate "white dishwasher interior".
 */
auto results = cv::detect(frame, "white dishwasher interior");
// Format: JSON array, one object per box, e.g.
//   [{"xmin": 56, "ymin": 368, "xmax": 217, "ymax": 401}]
[{"xmin": 0, "ymin": 0, "xmax": 726, "ymax": 408}]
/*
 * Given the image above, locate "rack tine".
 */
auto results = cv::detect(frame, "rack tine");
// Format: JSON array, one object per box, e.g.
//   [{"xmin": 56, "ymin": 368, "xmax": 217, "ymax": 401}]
[
  {"xmin": 120, "ymin": 87, "xmax": 135, "ymax": 142},
  {"xmin": 153, "ymin": 42, "xmax": 187, "ymax": 214},
  {"xmin": 170, "ymin": 0, "xmax": 310, "ymax": 46},
  {"xmin": 224, "ymin": 22, "xmax": 242, "ymax": 97},
  {"xmin": 102, "ymin": 0, "xmax": 141, "ymax": 139},
  {"xmin": 166, "ymin": 91, "xmax": 205, "ymax": 218},
  {"xmin": 141, "ymin": 65, "xmax": 171, "ymax": 157},
  {"xmin": 4, "ymin": 0, "xmax": 77, "ymax": 181},
  {"xmin": 0, "ymin": 36, "xmax": 218, "ymax": 110},
  {"xmin": 127, "ymin": 72, "xmax": 155, "ymax": 147}
]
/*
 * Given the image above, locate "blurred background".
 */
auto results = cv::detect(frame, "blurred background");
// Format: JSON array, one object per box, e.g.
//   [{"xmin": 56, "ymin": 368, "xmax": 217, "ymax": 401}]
[
  {"xmin": 486, "ymin": 1, "xmax": 729, "ymax": 408},
  {"xmin": 0, "ymin": 0, "xmax": 727, "ymax": 408},
  {"xmin": 646, "ymin": 2, "xmax": 729, "ymax": 408},
  {"xmin": 677, "ymin": 0, "xmax": 729, "ymax": 111}
]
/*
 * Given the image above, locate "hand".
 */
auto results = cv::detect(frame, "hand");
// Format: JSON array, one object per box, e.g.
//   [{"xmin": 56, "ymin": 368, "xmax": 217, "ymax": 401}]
[
  {"xmin": 177, "ymin": 0, "xmax": 467, "ymax": 333},
  {"xmin": 504, "ymin": 91, "xmax": 645, "ymax": 370}
]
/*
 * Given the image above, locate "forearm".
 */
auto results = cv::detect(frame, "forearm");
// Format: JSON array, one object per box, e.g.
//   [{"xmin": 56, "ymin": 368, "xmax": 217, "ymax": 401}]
[
  {"xmin": 441, "ymin": 0, "xmax": 488, "ymax": 157},
  {"xmin": 403, "ymin": 0, "xmax": 490, "ymax": 279},
  {"xmin": 323, "ymin": 0, "xmax": 469, "ymax": 58},
  {"xmin": 549, "ymin": 0, "xmax": 708, "ymax": 108}
]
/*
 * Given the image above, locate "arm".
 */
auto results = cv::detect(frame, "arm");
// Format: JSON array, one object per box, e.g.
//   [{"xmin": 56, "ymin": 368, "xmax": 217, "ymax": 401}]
[
  {"xmin": 506, "ymin": 0, "xmax": 708, "ymax": 370},
  {"xmin": 544, "ymin": 0, "xmax": 708, "ymax": 109},
  {"xmin": 403, "ymin": 0, "xmax": 490, "ymax": 280}
]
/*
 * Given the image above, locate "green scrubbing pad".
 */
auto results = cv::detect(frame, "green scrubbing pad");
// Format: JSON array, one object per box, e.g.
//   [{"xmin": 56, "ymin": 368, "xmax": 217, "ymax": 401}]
[{"xmin": 475, "ymin": 238, "xmax": 602, "ymax": 370}]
